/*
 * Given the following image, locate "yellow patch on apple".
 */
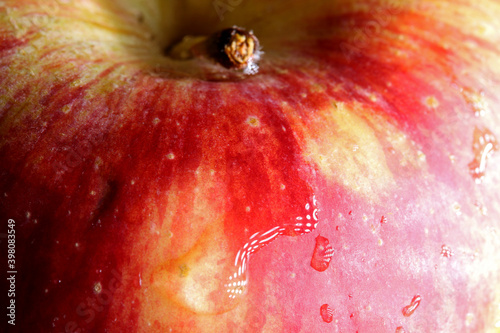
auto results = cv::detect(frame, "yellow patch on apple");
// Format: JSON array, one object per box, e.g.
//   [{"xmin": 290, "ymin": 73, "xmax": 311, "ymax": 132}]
[{"xmin": 299, "ymin": 101, "xmax": 395, "ymax": 198}]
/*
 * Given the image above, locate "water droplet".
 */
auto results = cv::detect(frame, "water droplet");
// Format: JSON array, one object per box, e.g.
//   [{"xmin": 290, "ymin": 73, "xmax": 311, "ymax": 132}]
[
  {"xmin": 320, "ymin": 304, "xmax": 334, "ymax": 323},
  {"xmin": 440, "ymin": 244, "xmax": 453, "ymax": 258},
  {"xmin": 402, "ymin": 295, "xmax": 421, "ymax": 317},
  {"xmin": 227, "ymin": 195, "xmax": 320, "ymax": 299},
  {"xmin": 468, "ymin": 127, "xmax": 497, "ymax": 183},
  {"xmin": 311, "ymin": 235, "xmax": 334, "ymax": 272},
  {"xmin": 395, "ymin": 326, "xmax": 406, "ymax": 333}
]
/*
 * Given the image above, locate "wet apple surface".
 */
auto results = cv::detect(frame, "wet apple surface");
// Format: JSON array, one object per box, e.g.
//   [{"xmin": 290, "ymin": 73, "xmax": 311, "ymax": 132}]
[{"xmin": 1, "ymin": 0, "xmax": 500, "ymax": 332}]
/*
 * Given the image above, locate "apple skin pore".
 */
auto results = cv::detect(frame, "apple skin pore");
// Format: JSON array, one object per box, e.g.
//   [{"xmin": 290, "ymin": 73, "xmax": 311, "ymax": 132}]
[{"xmin": 1, "ymin": 0, "xmax": 500, "ymax": 332}]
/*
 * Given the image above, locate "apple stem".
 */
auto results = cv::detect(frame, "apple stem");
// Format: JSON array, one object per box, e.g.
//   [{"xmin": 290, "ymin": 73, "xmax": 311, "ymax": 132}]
[{"xmin": 168, "ymin": 26, "xmax": 261, "ymax": 75}]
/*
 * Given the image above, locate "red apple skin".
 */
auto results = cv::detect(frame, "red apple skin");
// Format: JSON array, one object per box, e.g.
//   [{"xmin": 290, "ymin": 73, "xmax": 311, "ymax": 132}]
[{"xmin": 1, "ymin": 0, "xmax": 500, "ymax": 332}]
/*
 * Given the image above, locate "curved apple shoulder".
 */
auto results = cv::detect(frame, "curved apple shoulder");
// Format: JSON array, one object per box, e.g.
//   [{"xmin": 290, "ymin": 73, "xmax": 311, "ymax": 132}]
[{"xmin": 149, "ymin": 195, "xmax": 319, "ymax": 315}]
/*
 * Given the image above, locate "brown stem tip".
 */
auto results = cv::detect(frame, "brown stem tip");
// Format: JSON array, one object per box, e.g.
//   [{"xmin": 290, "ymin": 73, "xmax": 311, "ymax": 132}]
[{"xmin": 190, "ymin": 26, "xmax": 261, "ymax": 75}]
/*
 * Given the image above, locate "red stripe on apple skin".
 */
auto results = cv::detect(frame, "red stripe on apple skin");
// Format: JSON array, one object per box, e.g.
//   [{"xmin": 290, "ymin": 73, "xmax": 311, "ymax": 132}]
[{"xmin": 0, "ymin": 34, "xmax": 28, "ymax": 53}]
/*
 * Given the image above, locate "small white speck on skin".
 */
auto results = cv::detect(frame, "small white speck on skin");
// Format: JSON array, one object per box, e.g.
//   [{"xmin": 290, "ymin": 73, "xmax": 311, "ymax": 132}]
[
  {"xmin": 424, "ymin": 95, "xmax": 440, "ymax": 109},
  {"xmin": 246, "ymin": 115, "xmax": 260, "ymax": 127},
  {"xmin": 453, "ymin": 202, "xmax": 462, "ymax": 216},
  {"xmin": 417, "ymin": 150, "xmax": 426, "ymax": 162},
  {"xmin": 93, "ymin": 282, "xmax": 102, "ymax": 294},
  {"xmin": 465, "ymin": 312, "xmax": 475, "ymax": 326},
  {"xmin": 167, "ymin": 153, "xmax": 175, "ymax": 160}
]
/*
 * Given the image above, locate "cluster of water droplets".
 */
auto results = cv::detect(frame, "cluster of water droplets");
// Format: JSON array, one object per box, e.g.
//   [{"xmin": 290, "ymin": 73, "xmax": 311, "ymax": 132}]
[
  {"xmin": 224, "ymin": 196, "xmax": 319, "ymax": 299},
  {"xmin": 468, "ymin": 127, "xmax": 497, "ymax": 184}
]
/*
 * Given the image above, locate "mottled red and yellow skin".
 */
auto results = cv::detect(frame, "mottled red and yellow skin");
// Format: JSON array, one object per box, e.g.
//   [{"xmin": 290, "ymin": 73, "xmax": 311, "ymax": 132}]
[{"xmin": 1, "ymin": 0, "xmax": 500, "ymax": 332}]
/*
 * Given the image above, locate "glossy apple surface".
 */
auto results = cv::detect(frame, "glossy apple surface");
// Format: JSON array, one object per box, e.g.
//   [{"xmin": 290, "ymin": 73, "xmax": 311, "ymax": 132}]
[{"xmin": 1, "ymin": 0, "xmax": 500, "ymax": 332}]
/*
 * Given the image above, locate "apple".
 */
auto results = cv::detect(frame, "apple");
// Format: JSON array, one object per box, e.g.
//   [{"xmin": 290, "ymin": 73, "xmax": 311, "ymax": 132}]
[{"xmin": 1, "ymin": 0, "xmax": 500, "ymax": 332}]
